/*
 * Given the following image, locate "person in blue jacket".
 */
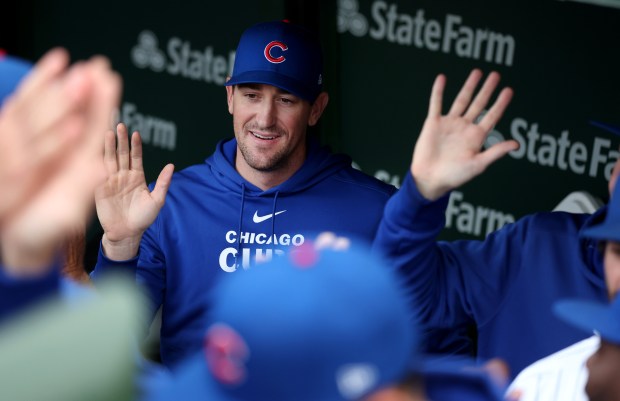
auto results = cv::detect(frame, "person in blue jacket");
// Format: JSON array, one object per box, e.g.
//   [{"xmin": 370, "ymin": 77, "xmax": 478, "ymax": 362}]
[
  {"xmin": 0, "ymin": 48, "xmax": 121, "ymax": 322},
  {"xmin": 92, "ymin": 20, "xmax": 400, "ymax": 368},
  {"xmin": 372, "ymin": 69, "xmax": 613, "ymax": 378}
]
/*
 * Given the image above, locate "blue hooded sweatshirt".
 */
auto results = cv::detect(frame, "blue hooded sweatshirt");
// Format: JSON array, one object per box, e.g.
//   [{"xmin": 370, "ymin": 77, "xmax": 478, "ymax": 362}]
[
  {"xmin": 93, "ymin": 137, "xmax": 397, "ymax": 368},
  {"xmin": 373, "ymin": 172, "xmax": 608, "ymax": 378}
]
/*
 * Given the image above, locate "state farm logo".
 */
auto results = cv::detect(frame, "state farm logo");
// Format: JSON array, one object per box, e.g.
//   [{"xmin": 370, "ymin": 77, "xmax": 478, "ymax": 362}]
[
  {"xmin": 482, "ymin": 116, "xmax": 619, "ymax": 180},
  {"xmin": 337, "ymin": 0, "xmax": 516, "ymax": 67},
  {"xmin": 338, "ymin": 0, "xmax": 369, "ymax": 37},
  {"xmin": 117, "ymin": 102, "xmax": 177, "ymax": 151},
  {"xmin": 131, "ymin": 30, "xmax": 236, "ymax": 85},
  {"xmin": 131, "ymin": 31, "xmax": 166, "ymax": 72}
]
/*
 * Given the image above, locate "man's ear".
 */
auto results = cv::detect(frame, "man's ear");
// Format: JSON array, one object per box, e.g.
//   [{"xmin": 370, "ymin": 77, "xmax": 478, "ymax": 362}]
[
  {"xmin": 226, "ymin": 82, "xmax": 234, "ymax": 115},
  {"xmin": 308, "ymin": 92, "xmax": 329, "ymax": 127}
]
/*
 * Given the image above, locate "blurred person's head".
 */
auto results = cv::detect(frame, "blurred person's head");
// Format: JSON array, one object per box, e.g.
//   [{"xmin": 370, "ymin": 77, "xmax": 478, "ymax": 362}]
[
  {"xmin": 147, "ymin": 239, "xmax": 416, "ymax": 401},
  {"xmin": 555, "ymin": 296, "xmax": 620, "ymax": 401},
  {"xmin": 581, "ymin": 173, "xmax": 620, "ymax": 299}
]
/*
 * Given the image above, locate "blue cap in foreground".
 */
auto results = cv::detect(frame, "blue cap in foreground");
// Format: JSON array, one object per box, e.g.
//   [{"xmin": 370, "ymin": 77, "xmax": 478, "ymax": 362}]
[
  {"xmin": 581, "ymin": 174, "xmax": 620, "ymax": 242},
  {"xmin": 554, "ymin": 295, "xmax": 620, "ymax": 345},
  {"xmin": 148, "ymin": 241, "xmax": 416, "ymax": 401}
]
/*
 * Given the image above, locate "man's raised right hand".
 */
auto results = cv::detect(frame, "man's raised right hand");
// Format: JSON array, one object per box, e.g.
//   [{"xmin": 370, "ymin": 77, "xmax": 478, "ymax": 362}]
[{"xmin": 95, "ymin": 123, "xmax": 174, "ymax": 261}]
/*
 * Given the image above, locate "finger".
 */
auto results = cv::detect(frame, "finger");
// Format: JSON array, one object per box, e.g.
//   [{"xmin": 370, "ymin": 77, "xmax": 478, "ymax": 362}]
[
  {"xmin": 87, "ymin": 54, "xmax": 111, "ymax": 71},
  {"xmin": 332, "ymin": 236, "xmax": 350, "ymax": 251},
  {"xmin": 475, "ymin": 140, "xmax": 519, "ymax": 172},
  {"xmin": 26, "ymin": 62, "xmax": 92, "ymax": 140},
  {"xmin": 103, "ymin": 129, "xmax": 118, "ymax": 174},
  {"xmin": 477, "ymin": 87, "xmax": 513, "ymax": 132},
  {"xmin": 448, "ymin": 69, "xmax": 483, "ymax": 116},
  {"xmin": 314, "ymin": 232, "xmax": 350, "ymax": 251},
  {"xmin": 85, "ymin": 60, "xmax": 122, "ymax": 179},
  {"xmin": 608, "ymin": 155, "xmax": 620, "ymax": 195},
  {"xmin": 314, "ymin": 232, "xmax": 337, "ymax": 250},
  {"xmin": 82, "ymin": 58, "xmax": 121, "ymax": 147},
  {"xmin": 29, "ymin": 113, "xmax": 85, "ymax": 164},
  {"xmin": 463, "ymin": 71, "xmax": 501, "ymax": 122},
  {"xmin": 151, "ymin": 164, "xmax": 175, "ymax": 206},
  {"xmin": 130, "ymin": 131, "xmax": 144, "ymax": 172},
  {"xmin": 15, "ymin": 48, "xmax": 69, "ymax": 98},
  {"xmin": 427, "ymin": 74, "xmax": 446, "ymax": 118},
  {"xmin": 80, "ymin": 115, "xmax": 107, "ymax": 168},
  {"xmin": 116, "ymin": 123, "xmax": 130, "ymax": 170}
]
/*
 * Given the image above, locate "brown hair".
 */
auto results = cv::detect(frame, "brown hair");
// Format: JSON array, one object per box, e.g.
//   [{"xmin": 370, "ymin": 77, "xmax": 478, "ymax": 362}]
[{"xmin": 61, "ymin": 227, "xmax": 91, "ymax": 284}]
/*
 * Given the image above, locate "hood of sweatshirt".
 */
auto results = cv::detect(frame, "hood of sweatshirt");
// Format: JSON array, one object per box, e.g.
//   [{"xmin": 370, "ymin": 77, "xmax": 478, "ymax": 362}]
[
  {"xmin": 205, "ymin": 136, "xmax": 352, "ymax": 197},
  {"xmin": 579, "ymin": 204, "xmax": 607, "ymax": 287}
]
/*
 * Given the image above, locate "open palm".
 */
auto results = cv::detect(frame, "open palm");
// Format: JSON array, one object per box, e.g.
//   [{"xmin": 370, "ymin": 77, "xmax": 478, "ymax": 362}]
[
  {"xmin": 95, "ymin": 123, "xmax": 173, "ymax": 258},
  {"xmin": 411, "ymin": 70, "xmax": 518, "ymax": 201}
]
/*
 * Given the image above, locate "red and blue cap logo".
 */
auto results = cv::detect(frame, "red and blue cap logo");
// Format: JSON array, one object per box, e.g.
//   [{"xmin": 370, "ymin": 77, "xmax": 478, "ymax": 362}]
[
  {"xmin": 226, "ymin": 20, "xmax": 323, "ymax": 102},
  {"xmin": 264, "ymin": 41, "xmax": 288, "ymax": 64}
]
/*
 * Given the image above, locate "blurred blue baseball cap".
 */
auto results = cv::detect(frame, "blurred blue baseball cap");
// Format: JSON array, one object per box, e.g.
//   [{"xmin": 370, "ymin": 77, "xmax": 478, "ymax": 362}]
[
  {"xmin": 554, "ymin": 295, "xmax": 620, "ymax": 345},
  {"xmin": 419, "ymin": 356, "xmax": 506, "ymax": 401},
  {"xmin": 146, "ymin": 240, "xmax": 416, "ymax": 401},
  {"xmin": 225, "ymin": 20, "xmax": 324, "ymax": 102},
  {"xmin": 0, "ymin": 51, "xmax": 32, "ymax": 106},
  {"xmin": 581, "ymin": 174, "xmax": 620, "ymax": 242}
]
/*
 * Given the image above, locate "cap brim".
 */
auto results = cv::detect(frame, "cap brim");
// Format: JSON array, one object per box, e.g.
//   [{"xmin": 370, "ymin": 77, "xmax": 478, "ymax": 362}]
[
  {"xmin": 423, "ymin": 363, "xmax": 504, "ymax": 401},
  {"xmin": 225, "ymin": 70, "xmax": 317, "ymax": 102},
  {"xmin": 554, "ymin": 299, "xmax": 620, "ymax": 344},
  {"xmin": 404, "ymin": 355, "xmax": 504, "ymax": 401},
  {"xmin": 581, "ymin": 223, "xmax": 620, "ymax": 242}
]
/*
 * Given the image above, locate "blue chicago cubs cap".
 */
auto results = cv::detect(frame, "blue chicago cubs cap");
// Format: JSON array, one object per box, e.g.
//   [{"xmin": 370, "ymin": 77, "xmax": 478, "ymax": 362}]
[
  {"xmin": 146, "ymin": 240, "xmax": 416, "ymax": 401},
  {"xmin": 225, "ymin": 20, "xmax": 324, "ymax": 102},
  {"xmin": 581, "ymin": 173, "xmax": 620, "ymax": 242},
  {"xmin": 0, "ymin": 51, "xmax": 32, "ymax": 106},
  {"xmin": 554, "ymin": 295, "xmax": 620, "ymax": 345}
]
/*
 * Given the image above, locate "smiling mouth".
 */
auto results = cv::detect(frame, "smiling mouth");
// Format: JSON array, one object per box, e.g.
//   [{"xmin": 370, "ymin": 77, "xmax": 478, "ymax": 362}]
[{"xmin": 250, "ymin": 131, "xmax": 278, "ymax": 140}]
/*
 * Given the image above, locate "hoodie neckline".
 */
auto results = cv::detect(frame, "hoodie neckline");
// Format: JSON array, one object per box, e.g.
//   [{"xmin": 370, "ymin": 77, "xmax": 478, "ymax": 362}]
[{"xmin": 206, "ymin": 136, "xmax": 351, "ymax": 196}]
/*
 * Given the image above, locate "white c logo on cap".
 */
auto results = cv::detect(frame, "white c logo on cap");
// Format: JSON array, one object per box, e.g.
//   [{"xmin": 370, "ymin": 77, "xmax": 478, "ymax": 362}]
[{"xmin": 264, "ymin": 41, "xmax": 288, "ymax": 63}]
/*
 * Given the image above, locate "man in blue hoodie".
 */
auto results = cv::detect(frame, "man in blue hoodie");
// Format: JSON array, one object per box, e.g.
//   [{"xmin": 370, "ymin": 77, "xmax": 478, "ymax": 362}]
[
  {"xmin": 93, "ymin": 20, "xmax": 400, "ymax": 368},
  {"xmin": 372, "ymin": 69, "xmax": 613, "ymax": 378}
]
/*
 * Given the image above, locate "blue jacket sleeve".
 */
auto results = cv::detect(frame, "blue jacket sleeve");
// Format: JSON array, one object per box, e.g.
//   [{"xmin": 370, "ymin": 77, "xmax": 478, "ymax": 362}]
[
  {"xmin": 91, "ymin": 221, "xmax": 166, "ymax": 322},
  {"xmin": 373, "ymin": 172, "xmax": 523, "ymax": 332},
  {"xmin": 0, "ymin": 264, "xmax": 61, "ymax": 324},
  {"xmin": 90, "ymin": 243, "xmax": 139, "ymax": 278},
  {"xmin": 134, "ymin": 221, "xmax": 166, "ymax": 320}
]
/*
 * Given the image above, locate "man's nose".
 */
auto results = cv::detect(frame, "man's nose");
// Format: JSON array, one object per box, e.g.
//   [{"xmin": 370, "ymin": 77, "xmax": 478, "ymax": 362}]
[{"xmin": 255, "ymin": 100, "xmax": 276, "ymax": 128}]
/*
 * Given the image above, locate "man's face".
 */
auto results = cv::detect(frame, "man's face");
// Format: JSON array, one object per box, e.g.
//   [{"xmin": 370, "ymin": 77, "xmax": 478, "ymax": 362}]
[
  {"xmin": 226, "ymin": 83, "xmax": 323, "ymax": 177},
  {"xmin": 585, "ymin": 340, "xmax": 620, "ymax": 401},
  {"xmin": 604, "ymin": 241, "xmax": 620, "ymax": 299}
]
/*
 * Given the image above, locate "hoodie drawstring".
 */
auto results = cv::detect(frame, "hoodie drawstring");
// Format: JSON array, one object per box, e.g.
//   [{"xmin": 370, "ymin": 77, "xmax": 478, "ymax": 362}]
[
  {"xmin": 236, "ymin": 183, "xmax": 246, "ymax": 270},
  {"xmin": 271, "ymin": 191, "xmax": 280, "ymax": 242}
]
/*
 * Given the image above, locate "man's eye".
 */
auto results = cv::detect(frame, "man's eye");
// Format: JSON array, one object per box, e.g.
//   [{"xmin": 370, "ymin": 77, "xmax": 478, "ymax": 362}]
[
  {"xmin": 244, "ymin": 93, "xmax": 258, "ymax": 99},
  {"xmin": 280, "ymin": 97, "xmax": 294, "ymax": 104}
]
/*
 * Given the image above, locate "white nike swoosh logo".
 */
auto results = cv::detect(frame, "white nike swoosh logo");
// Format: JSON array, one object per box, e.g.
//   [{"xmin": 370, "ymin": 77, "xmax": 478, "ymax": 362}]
[{"xmin": 253, "ymin": 210, "xmax": 287, "ymax": 223}]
